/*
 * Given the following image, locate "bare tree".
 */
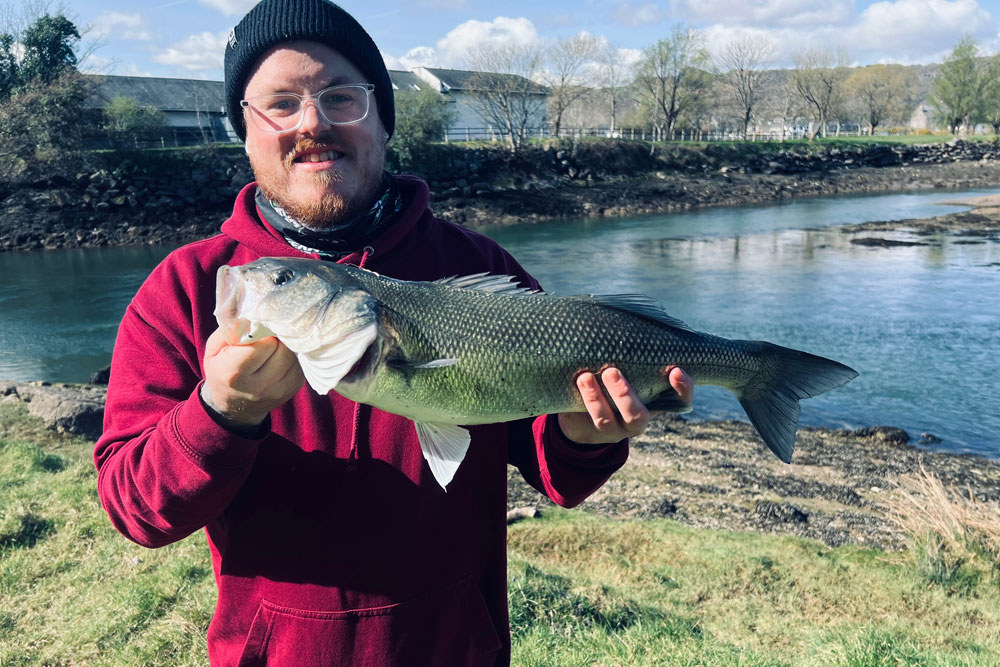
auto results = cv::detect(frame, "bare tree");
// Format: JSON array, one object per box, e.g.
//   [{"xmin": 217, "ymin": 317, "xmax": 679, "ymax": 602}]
[
  {"xmin": 542, "ymin": 33, "xmax": 599, "ymax": 137},
  {"xmin": 790, "ymin": 47, "xmax": 849, "ymax": 140},
  {"xmin": 633, "ymin": 25, "xmax": 711, "ymax": 139},
  {"xmin": 596, "ymin": 41, "xmax": 629, "ymax": 136},
  {"xmin": 466, "ymin": 41, "xmax": 546, "ymax": 152},
  {"xmin": 718, "ymin": 34, "xmax": 774, "ymax": 137},
  {"xmin": 843, "ymin": 64, "xmax": 917, "ymax": 135}
]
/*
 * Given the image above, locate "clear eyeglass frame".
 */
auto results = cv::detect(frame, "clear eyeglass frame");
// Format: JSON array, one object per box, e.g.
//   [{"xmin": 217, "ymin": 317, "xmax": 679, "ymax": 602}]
[{"xmin": 240, "ymin": 83, "xmax": 375, "ymax": 135}]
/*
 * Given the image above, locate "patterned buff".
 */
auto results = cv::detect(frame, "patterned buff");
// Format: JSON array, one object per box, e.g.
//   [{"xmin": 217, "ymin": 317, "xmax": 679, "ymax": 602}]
[{"xmin": 255, "ymin": 172, "xmax": 403, "ymax": 259}]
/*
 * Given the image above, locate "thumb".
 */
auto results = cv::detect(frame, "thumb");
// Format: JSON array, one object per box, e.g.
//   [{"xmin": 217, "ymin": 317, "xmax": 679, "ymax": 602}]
[{"xmin": 204, "ymin": 327, "xmax": 231, "ymax": 359}]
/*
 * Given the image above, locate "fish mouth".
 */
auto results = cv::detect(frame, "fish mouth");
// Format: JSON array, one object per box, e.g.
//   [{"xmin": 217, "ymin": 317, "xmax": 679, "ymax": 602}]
[{"xmin": 215, "ymin": 265, "xmax": 250, "ymax": 344}]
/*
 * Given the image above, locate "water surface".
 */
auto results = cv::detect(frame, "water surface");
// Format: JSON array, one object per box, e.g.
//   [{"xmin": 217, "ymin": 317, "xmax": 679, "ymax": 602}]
[{"xmin": 2, "ymin": 188, "xmax": 998, "ymax": 457}]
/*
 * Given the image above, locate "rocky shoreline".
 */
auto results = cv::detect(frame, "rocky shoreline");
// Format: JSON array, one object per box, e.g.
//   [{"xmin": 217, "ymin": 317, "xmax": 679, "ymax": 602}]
[
  {"xmin": 4, "ymin": 141, "xmax": 1000, "ymax": 252},
  {"xmin": 509, "ymin": 415, "xmax": 1000, "ymax": 552},
  {"xmin": 5, "ymin": 379, "xmax": 998, "ymax": 553},
  {"xmin": 435, "ymin": 159, "xmax": 1000, "ymax": 229}
]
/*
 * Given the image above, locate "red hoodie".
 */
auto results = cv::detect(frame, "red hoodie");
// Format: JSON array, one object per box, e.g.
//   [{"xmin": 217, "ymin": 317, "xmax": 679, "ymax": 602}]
[{"xmin": 94, "ymin": 176, "xmax": 628, "ymax": 666}]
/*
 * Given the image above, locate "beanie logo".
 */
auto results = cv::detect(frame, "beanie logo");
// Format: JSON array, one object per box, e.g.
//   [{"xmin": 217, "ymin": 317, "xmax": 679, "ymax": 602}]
[{"xmin": 228, "ymin": 27, "xmax": 237, "ymax": 50}]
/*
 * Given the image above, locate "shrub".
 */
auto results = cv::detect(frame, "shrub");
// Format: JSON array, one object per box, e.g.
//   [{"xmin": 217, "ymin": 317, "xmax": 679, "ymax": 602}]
[{"xmin": 386, "ymin": 87, "xmax": 457, "ymax": 171}]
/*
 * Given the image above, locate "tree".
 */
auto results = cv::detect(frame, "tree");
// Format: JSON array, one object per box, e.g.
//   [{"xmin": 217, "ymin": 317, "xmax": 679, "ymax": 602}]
[
  {"xmin": 718, "ymin": 34, "xmax": 774, "ymax": 137},
  {"xmin": 596, "ymin": 41, "xmax": 629, "ymax": 136},
  {"xmin": 843, "ymin": 65, "xmax": 917, "ymax": 135},
  {"xmin": 0, "ymin": 68, "xmax": 92, "ymax": 178},
  {"xmin": 790, "ymin": 47, "xmax": 849, "ymax": 140},
  {"xmin": 984, "ymin": 55, "xmax": 1000, "ymax": 134},
  {"xmin": 387, "ymin": 86, "xmax": 457, "ymax": 170},
  {"xmin": 466, "ymin": 41, "xmax": 547, "ymax": 152},
  {"xmin": 542, "ymin": 33, "xmax": 599, "ymax": 137},
  {"xmin": 0, "ymin": 32, "xmax": 17, "ymax": 98},
  {"xmin": 17, "ymin": 11, "xmax": 77, "ymax": 83},
  {"xmin": 102, "ymin": 94, "xmax": 168, "ymax": 149},
  {"xmin": 929, "ymin": 36, "xmax": 996, "ymax": 135},
  {"xmin": 633, "ymin": 26, "xmax": 711, "ymax": 139}
]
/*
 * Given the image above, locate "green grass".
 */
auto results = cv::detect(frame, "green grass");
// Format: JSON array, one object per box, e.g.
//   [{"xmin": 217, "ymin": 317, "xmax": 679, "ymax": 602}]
[{"xmin": 2, "ymin": 403, "xmax": 999, "ymax": 665}]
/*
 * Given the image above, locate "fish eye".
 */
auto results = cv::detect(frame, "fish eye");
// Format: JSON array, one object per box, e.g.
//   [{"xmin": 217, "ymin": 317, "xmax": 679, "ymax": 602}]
[{"xmin": 270, "ymin": 268, "xmax": 294, "ymax": 286}]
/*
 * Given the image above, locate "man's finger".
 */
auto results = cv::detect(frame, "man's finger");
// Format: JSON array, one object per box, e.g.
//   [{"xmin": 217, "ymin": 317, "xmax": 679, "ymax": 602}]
[
  {"xmin": 601, "ymin": 367, "xmax": 649, "ymax": 433},
  {"xmin": 576, "ymin": 371, "xmax": 618, "ymax": 431},
  {"xmin": 666, "ymin": 366, "xmax": 694, "ymax": 405}
]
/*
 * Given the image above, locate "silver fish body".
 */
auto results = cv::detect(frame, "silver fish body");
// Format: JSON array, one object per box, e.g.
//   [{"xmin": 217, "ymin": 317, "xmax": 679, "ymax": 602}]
[{"xmin": 215, "ymin": 257, "xmax": 858, "ymax": 487}]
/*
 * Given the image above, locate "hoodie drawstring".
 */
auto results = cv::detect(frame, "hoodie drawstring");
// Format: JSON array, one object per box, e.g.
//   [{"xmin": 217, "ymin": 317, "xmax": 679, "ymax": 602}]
[{"xmin": 346, "ymin": 245, "xmax": 375, "ymax": 470}]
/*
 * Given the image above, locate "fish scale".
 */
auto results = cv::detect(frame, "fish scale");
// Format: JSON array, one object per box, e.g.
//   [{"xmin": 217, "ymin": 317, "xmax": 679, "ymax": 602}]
[{"xmin": 216, "ymin": 257, "xmax": 858, "ymax": 487}]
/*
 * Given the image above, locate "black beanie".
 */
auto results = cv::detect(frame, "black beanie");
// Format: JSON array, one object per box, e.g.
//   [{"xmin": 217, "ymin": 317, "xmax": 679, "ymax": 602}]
[{"xmin": 224, "ymin": 0, "xmax": 394, "ymax": 141}]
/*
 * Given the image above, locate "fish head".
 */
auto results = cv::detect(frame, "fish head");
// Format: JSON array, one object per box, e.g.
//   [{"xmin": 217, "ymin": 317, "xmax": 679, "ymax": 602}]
[{"xmin": 214, "ymin": 257, "xmax": 381, "ymax": 395}]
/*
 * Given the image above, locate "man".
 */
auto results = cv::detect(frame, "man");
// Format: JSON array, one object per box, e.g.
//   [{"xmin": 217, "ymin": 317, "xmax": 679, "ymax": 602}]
[{"xmin": 94, "ymin": 1, "xmax": 693, "ymax": 664}]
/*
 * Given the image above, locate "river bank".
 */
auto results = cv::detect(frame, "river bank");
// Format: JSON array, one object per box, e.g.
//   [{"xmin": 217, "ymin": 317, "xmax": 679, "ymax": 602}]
[
  {"xmin": 509, "ymin": 414, "xmax": 1000, "ymax": 552},
  {"xmin": 4, "ymin": 379, "xmax": 997, "ymax": 554},
  {"xmin": 3, "ymin": 140, "xmax": 1000, "ymax": 252}
]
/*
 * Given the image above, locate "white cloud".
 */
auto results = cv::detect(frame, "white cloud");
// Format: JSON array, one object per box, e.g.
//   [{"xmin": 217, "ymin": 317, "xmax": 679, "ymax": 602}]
[
  {"xmin": 699, "ymin": 0, "xmax": 997, "ymax": 66},
  {"xmin": 381, "ymin": 51, "xmax": 405, "ymax": 70},
  {"xmin": 854, "ymin": 0, "xmax": 994, "ymax": 56},
  {"xmin": 153, "ymin": 31, "xmax": 228, "ymax": 71},
  {"xmin": 611, "ymin": 2, "xmax": 668, "ymax": 28},
  {"xmin": 676, "ymin": 0, "xmax": 854, "ymax": 27},
  {"xmin": 197, "ymin": 0, "xmax": 258, "ymax": 16},
  {"xmin": 398, "ymin": 16, "xmax": 541, "ymax": 69},
  {"xmin": 91, "ymin": 11, "xmax": 151, "ymax": 41}
]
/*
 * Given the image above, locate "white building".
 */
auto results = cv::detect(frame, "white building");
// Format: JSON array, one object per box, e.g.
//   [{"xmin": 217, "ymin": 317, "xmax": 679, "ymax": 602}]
[{"xmin": 410, "ymin": 66, "xmax": 548, "ymax": 140}]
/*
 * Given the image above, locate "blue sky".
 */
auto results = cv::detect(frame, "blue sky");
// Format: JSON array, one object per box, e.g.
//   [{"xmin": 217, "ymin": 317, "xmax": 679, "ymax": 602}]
[{"xmin": 62, "ymin": 0, "xmax": 1000, "ymax": 80}]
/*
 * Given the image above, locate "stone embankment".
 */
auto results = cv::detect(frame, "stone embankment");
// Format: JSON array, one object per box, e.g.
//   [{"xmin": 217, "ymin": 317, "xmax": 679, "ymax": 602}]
[{"xmin": 3, "ymin": 139, "xmax": 1000, "ymax": 252}]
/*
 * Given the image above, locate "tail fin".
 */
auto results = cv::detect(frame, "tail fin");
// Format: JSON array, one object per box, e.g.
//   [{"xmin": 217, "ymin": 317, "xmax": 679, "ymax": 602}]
[{"xmin": 737, "ymin": 342, "xmax": 858, "ymax": 463}]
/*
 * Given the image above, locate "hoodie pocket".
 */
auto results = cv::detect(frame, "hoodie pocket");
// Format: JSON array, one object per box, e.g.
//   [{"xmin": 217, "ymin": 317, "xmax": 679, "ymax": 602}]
[{"xmin": 236, "ymin": 577, "xmax": 501, "ymax": 667}]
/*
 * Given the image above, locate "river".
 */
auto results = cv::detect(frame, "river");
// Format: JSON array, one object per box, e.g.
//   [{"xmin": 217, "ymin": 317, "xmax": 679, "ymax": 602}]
[{"xmin": 2, "ymin": 188, "xmax": 998, "ymax": 457}]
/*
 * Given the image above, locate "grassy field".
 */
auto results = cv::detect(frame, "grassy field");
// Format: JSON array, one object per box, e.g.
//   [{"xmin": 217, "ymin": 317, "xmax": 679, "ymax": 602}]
[{"xmin": 2, "ymin": 402, "xmax": 998, "ymax": 666}]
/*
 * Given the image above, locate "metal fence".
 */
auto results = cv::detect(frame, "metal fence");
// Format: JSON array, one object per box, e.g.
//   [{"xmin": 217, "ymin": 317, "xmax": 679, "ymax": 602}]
[{"xmin": 441, "ymin": 126, "xmax": 929, "ymax": 143}]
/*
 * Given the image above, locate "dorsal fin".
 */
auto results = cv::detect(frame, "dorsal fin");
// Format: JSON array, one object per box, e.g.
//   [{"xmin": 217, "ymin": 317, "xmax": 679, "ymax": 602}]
[
  {"xmin": 569, "ymin": 294, "xmax": 696, "ymax": 332},
  {"xmin": 433, "ymin": 273, "xmax": 543, "ymax": 296}
]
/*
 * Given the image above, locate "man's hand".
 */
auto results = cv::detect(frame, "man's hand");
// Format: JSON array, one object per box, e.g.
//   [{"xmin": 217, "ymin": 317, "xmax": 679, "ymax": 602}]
[
  {"xmin": 201, "ymin": 327, "xmax": 305, "ymax": 427},
  {"xmin": 557, "ymin": 366, "xmax": 694, "ymax": 445}
]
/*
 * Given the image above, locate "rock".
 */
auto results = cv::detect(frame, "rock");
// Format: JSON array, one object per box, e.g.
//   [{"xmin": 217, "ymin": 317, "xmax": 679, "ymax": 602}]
[
  {"xmin": 752, "ymin": 500, "xmax": 809, "ymax": 525},
  {"xmin": 89, "ymin": 365, "xmax": 111, "ymax": 385},
  {"xmin": 506, "ymin": 507, "xmax": 539, "ymax": 524},
  {"xmin": 4, "ymin": 381, "xmax": 107, "ymax": 440},
  {"xmin": 850, "ymin": 237, "xmax": 928, "ymax": 247},
  {"xmin": 851, "ymin": 426, "xmax": 910, "ymax": 445}
]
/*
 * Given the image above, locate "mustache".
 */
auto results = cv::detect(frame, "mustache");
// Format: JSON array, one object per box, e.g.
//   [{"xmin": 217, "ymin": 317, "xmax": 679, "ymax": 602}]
[{"xmin": 283, "ymin": 137, "xmax": 341, "ymax": 170}]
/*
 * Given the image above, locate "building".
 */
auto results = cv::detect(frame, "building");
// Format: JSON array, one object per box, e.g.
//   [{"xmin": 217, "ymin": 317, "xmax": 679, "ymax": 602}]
[
  {"xmin": 85, "ymin": 75, "xmax": 234, "ymax": 145},
  {"xmin": 410, "ymin": 66, "xmax": 548, "ymax": 141},
  {"xmin": 388, "ymin": 69, "xmax": 424, "ymax": 93}
]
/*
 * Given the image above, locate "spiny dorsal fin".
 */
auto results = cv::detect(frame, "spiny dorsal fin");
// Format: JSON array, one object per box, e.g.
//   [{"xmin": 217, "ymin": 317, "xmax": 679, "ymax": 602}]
[
  {"xmin": 433, "ymin": 273, "xmax": 543, "ymax": 296},
  {"xmin": 568, "ymin": 294, "xmax": 696, "ymax": 332}
]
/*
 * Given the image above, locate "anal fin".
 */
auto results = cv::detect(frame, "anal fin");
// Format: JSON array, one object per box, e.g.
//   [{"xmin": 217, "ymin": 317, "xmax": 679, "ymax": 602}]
[{"xmin": 646, "ymin": 387, "xmax": 693, "ymax": 414}]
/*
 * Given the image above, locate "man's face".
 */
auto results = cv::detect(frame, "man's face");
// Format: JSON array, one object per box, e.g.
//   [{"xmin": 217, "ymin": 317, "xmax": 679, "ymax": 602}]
[{"xmin": 242, "ymin": 41, "xmax": 387, "ymax": 228}]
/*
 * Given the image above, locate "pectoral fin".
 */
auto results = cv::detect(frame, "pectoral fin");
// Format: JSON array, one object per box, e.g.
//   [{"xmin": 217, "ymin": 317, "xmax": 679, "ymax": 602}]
[
  {"xmin": 296, "ymin": 323, "xmax": 378, "ymax": 395},
  {"xmin": 414, "ymin": 421, "xmax": 471, "ymax": 490}
]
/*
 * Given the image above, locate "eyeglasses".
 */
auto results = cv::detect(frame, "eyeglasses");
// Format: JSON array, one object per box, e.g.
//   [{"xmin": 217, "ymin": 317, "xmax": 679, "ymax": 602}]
[{"xmin": 240, "ymin": 83, "xmax": 375, "ymax": 135}]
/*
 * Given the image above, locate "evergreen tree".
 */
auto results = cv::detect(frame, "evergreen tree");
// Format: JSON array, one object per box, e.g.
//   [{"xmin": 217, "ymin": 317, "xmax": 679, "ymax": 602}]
[{"xmin": 18, "ymin": 13, "xmax": 79, "ymax": 84}]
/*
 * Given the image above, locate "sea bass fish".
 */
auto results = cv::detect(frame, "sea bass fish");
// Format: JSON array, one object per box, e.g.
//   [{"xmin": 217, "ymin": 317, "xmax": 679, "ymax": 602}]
[{"xmin": 215, "ymin": 257, "xmax": 858, "ymax": 489}]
